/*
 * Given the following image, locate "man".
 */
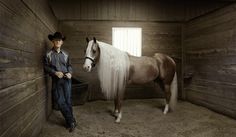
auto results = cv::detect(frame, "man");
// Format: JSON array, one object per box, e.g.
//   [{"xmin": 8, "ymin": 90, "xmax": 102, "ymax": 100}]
[{"xmin": 44, "ymin": 32, "xmax": 76, "ymax": 132}]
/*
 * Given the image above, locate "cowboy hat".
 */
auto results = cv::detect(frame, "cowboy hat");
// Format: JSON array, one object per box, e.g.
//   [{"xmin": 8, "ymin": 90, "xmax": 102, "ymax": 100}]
[{"xmin": 48, "ymin": 32, "xmax": 66, "ymax": 41}]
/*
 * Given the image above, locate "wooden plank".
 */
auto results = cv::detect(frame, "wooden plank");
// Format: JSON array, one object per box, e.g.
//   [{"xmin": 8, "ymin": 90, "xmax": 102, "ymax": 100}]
[
  {"xmin": 0, "ymin": 0, "xmax": 32, "ymax": 18},
  {"xmin": 80, "ymin": 0, "xmax": 88, "ymax": 20},
  {"xmin": 114, "ymin": 0, "xmax": 121, "ymax": 20},
  {"xmin": 0, "ymin": 67, "xmax": 44, "ymax": 89},
  {"xmin": 186, "ymin": 89, "xmax": 236, "ymax": 119},
  {"xmin": 186, "ymin": 4, "xmax": 236, "ymax": 32},
  {"xmin": 186, "ymin": 80, "xmax": 236, "ymax": 101},
  {"xmin": 44, "ymin": 76, "xmax": 52, "ymax": 119},
  {"xmin": 134, "ymin": 0, "xmax": 149, "ymax": 20},
  {"xmin": 0, "ymin": 9, "xmax": 50, "ymax": 53},
  {"xmin": 186, "ymin": 15, "xmax": 236, "ymax": 37},
  {"xmin": 19, "ymin": 109, "xmax": 45, "ymax": 137},
  {"xmin": 108, "ymin": 0, "xmax": 116, "ymax": 20},
  {"xmin": 186, "ymin": 55, "xmax": 236, "ymax": 68},
  {"xmin": 103, "ymin": 0, "xmax": 109, "ymax": 20},
  {"xmin": 185, "ymin": 1, "xmax": 229, "ymax": 21},
  {"xmin": 0, "ymin": 76, "xmax": 45, "ymax": 113},
  {"xmin": 1, "ymin": 100, "xmax": 45, "ymax": 137},
  {"xmin": 189, "ymin": 71, "xmax": 236, "ymax": 84},
  {"xmin": 0, "ymin": 0, "xmax": 53, "ymax": 36},
  {"xmin": 87, "ymin": 0, "xmax": 95, "ymax": 20},
  {"xmin": 22, "ymin": 0, "xmax": 57, "ymax": 32},
  {"xmin": 187, "ymin": 89, "xmax": 236, "ymax": 111},
  {"xmin": 128, "ymin": 0, "xmax": 135, "ymax": 21},
  {"xmin": 184, "ymin": 28, "xmax": 234, "ymax": 51},
  {"xmin": 0, "ymin": 88, "xmax": 46, "ymax": 136},
  {"xmin": 0, "ymin": 47, "xmax": 45, "ymax": 68},
  {"xmin": 49, "ymin": 1, "xmax": 67, "ymax": 20},
  {"xmin": 71, "ymin": 58, "xmax": 84, "ymax": 65},
  {"xmin": 186, "ymin": 19, "xmax": 235, "ymax": 39},
  {"xmin": 185, "ymin": 52, "xmax": 236, "ymax": 75},
  {"xmin": 3, "ymin": 100, "xmax": 45, "ymax": 137},
  {"xmin": 63, "ymin": 47, "xmax": 84, "ymax": 59}
]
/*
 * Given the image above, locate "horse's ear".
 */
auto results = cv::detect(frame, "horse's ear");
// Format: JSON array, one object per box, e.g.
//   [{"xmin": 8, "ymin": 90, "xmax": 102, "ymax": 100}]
[
  {"xmin": 93, "ymin": 37, "xmax": 97, "ymax": 43},
  {"xmin": 86, "ymin": 37, "xmax": 89, "ymax": 43}
]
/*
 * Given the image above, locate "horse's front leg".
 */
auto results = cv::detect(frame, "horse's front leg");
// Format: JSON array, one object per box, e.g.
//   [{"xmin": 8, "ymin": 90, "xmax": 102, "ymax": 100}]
[
  {"xmin": 113, "ymin": 94, "xmax": 122, "ymax": 123},
  {"xmin": 113, "ymin": 97, "xmax": 119, "ymax": 117}
]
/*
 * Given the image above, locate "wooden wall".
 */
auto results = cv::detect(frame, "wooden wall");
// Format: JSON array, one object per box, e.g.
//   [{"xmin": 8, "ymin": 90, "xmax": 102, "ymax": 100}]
[
  {"xmin": 54, "ymin": 0, "xmax": 184, "ymax": 101},
  {"xmin": 60, "ymin": 21, "xmax": 182, "ymax": 100},
  {"xmin": 51, "ymin": 0, "xmax": 231, "ymax": 22},
  {"xmin": 183, "ymin": 4, "xmax": 236, "ymax": 119},
  {"xmin": 51, "ymin": 0, "xmax": 185, "ymax": 21},
  {"xmin": 184, "ymin": 1, "xmax": 231, "ymax": 21},
  {"xmin": 0, "ymin": 0, "xmax": 57, "ymax": 137},
  {"xmin": 53, "ymin": 0, "xmax": 232, "ymax": 100}
]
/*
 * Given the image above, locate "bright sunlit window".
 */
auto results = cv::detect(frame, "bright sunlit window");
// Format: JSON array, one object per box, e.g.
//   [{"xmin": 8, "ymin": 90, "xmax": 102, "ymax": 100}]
[{"xmin": 112, "ymin": 27, "xmax": 142, "ymax": 57}]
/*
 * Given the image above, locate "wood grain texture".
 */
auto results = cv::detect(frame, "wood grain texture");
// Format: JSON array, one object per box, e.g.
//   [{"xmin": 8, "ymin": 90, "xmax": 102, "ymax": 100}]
[
  {"xmin": 0, "ymin": 89, "xmax": 46, "ymax": 137},
  {"xmin": 184, "ymin": 4, "xmax": 236, "ymax": 119},
  {"xmin": 0, "ymin": 0, "xmax": 57, "ymax": 137},
  {"xmin": 50, "ymin": 0, "xmax": 231, "ymax": 21}
]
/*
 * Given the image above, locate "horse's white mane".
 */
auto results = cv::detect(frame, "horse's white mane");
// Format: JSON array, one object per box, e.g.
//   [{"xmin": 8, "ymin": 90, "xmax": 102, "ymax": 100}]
[{"xmin": 97, "ymin": 41, "xmax": 130, "ymax": 99}]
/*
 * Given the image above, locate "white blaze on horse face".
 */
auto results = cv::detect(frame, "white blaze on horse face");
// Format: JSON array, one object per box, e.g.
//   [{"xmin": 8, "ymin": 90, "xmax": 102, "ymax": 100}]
[{"xmin": 83, "ymin": 41, "xmax": 94, "ymax": 72}]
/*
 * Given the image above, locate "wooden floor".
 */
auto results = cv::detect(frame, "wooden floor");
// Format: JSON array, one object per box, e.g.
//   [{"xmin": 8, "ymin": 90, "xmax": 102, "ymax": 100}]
[{"xmin": 40, "ymin": 99, "xmax": 236, "ymax": 137}]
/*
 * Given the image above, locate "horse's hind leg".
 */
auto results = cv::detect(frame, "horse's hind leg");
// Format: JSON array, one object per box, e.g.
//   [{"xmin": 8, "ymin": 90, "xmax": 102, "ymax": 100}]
[{"xmin": 163, "ymin": 84, "xmax": 171, "ymax": 114}]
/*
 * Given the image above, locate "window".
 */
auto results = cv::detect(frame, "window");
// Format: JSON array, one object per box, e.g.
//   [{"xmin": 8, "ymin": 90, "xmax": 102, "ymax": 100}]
[{"xmin": 112, "ymin": 27, "xmax": 142, "ymax": 57}]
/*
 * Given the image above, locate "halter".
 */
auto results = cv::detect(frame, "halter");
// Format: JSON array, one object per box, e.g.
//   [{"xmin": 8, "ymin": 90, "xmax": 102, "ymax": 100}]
[{"xmin": 85, "ymin": 56, "xmax": 96, "ymax": 67}]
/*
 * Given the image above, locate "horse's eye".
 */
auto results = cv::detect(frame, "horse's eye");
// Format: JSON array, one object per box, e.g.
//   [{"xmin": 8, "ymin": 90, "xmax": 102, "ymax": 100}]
[
  {"xmin": 92, "ymin": 49, "xmax": 96, "ymax": 53},
  {"xmin": 84, "ymin": 49, "xmax": 86, "ymax": 53}
]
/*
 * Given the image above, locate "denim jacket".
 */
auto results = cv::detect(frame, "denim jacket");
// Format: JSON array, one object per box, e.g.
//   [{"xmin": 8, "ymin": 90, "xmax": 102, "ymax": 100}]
[{"xmin": 44, "ymin": 49, "xmax": 72, "ymax": 76}]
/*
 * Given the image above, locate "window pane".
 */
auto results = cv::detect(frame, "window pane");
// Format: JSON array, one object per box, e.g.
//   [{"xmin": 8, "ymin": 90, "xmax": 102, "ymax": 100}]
[{"xmin": 112, "ymin": 27, "xmax": 142, "ymax": 57}]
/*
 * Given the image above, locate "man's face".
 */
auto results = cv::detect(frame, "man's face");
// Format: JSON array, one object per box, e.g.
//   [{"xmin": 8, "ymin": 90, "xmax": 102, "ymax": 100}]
[{"xmin": 52, "ymin": 39, "xmax": 63, "ymax": 48}]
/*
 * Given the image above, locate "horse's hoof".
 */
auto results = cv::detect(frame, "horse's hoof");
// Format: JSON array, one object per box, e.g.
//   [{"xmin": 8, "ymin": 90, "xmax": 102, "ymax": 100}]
[
  {"xmin": 163, "ymin": 104, "xmax": 169, "ymax": 115},
  {"xmin": 115, "ymin": 119, "xmax": 120, "ymax": 123},
  {"xmin": 163, "ymin": 108, "xmax": 169, "ymax": 114}
]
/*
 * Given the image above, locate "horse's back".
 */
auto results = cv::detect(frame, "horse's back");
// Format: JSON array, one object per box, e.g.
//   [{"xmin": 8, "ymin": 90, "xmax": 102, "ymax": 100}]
[{"xmin": 128, "ymin": 55, "xmax": 159, "ymax": 84}]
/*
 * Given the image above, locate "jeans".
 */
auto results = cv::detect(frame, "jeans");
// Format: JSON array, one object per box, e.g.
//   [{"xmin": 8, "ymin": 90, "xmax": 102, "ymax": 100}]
[{"xmin": 52, "ymin": 78, "xmax": 75, "ymax": 125}]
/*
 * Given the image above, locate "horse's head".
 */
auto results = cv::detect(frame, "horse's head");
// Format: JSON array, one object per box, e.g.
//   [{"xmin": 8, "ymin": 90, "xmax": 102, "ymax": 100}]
[{"xmin": 83, "ymin": 37, "xmax": 100, "ymax": 72}]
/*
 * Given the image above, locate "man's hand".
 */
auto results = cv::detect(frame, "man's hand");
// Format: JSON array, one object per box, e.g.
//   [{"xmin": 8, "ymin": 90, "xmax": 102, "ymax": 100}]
[
  {"xmin": 65, "ymin": 73, "xmax": 72, "ymax": 79},
  {"xmin": 55, "ymin": 71, "xmax": 64, "ymax": 78}
]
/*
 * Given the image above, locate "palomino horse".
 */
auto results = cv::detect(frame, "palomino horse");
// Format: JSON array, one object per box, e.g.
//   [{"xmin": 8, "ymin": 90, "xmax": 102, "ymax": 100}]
[{"xmin": 83, "ymin": 37, "xmax": 178, "ymax": 123}]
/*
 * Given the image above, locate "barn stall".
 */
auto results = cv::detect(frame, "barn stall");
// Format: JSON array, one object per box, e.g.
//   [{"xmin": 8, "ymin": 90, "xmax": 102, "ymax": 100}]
[{"xmin": 0, "ymin": 0, "xmax": 236, "ymax": 137}]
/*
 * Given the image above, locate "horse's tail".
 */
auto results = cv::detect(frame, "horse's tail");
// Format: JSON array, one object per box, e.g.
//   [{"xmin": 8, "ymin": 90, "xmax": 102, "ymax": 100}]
[{"xmin": 170, "ymin": 72, "xmax": 178, "ymax": 111}]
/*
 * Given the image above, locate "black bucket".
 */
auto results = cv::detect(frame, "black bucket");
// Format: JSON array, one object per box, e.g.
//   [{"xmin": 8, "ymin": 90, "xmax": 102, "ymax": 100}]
[{"xmin": 71, "ymin": 77, "xmax": 89, "ymax": 106}]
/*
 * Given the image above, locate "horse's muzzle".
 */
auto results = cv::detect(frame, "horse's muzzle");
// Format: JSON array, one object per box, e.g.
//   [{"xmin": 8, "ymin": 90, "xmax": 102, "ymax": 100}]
[
  {"xmin": 84, "ymin": 56, "xmax": 96, "ymax": 72},
  {"xmin": 83, "ymin": 64, "xmax": 92, "ymax": 72}
]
